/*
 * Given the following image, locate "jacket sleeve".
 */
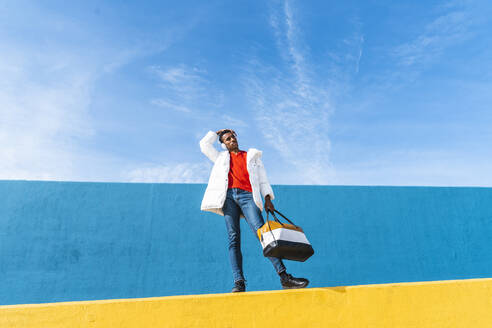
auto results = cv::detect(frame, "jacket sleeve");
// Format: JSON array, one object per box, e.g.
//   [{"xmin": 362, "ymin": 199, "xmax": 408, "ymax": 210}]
[
  {"xmin": 257, "ymin": 158, "xmax": 275, "ymax": 200},
  {"xmin": 199, "ymin": 130, "xmax": 220, "ymax": 163}
]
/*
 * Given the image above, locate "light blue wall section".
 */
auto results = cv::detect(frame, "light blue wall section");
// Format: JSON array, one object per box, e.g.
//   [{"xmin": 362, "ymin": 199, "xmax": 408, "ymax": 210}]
[{"xmin": 1, "ymin": 180, "xmax": 492, "ymax": 305}]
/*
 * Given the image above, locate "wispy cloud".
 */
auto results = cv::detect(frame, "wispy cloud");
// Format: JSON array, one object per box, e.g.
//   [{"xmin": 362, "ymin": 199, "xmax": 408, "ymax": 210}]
[
  {"xmin": 150, "ymin": 99, "xmax": 192, "ymax": 113},
  {"xmin": 151, "ymin": 65, "xmax": 208, "ymax": 93},
  {"xmin": 0, "ymin": 47, "xmax": 95, "ymax": 180},
  {"xmin": 322, "ymin": 15, "xmax": 365, "ymax": 82},
  {"xmin": 334, "ymin": 148, "xmax": 492, "ymax": 187},
  {"xmin": 244, "ymin": 0, "xmax": 334, "ymax": 184},
  {"xmin": 355, "ymin": 37, "xmax": 364, "ymax": 74},
  {"xmin": 123, "ymin": 162, "xmax": 211, "ymax": 183},
  {"xmin": 344, "ymin": 34, "xmax": 364, "ymax": 74},
  {"xmin": 0, "ymin": 42, "xmax": 168, "ymax": 181},
  {"xmin": 149, "ymin": 65, "xmax": 224, "ymax": 115},
  {"xmin": 393, "ymin": 5, "xmax": 471, "ymax": 67},
  {"xmin": 222, "ymin": 114, "xmax": 248, "ymax": 128},
  {"xmin": 0, "ymin": 2, "xmax": 184, "ymax": 182}
]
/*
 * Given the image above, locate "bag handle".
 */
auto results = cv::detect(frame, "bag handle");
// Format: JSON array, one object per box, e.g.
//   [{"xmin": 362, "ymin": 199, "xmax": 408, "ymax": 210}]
[
  {"xmin": 267, "ymin": 211, "xmax": 284, "ymax": 226},
  {"xmin": 265, "ymin": 211, "xmax": 278, "ymax": 245},
  {"xmin": 262, "ymin": 209, "xmax": 298, "ymax": 247},
  {"xmin": 270, "ymin": 209, "xmax": 298, "ymax": 228}
]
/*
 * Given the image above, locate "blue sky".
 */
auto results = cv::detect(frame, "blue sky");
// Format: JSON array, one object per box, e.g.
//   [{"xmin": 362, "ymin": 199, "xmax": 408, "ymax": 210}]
[{"xmin": 1, "ymin": 0, "xmax": 491, "ymax": 186}]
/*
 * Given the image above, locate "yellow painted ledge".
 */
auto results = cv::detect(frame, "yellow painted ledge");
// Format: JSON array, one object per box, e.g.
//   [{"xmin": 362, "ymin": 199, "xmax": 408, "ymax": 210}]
[{"xmin": 1, "ymin": 278, "xmax": 492, "ymax": 328}]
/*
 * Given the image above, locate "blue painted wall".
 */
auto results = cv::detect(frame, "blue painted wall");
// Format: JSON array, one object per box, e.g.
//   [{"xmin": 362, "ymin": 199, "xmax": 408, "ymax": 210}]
[{"xmin": 1, "ymin": 180, "xmax": 491, "ymax": 305}]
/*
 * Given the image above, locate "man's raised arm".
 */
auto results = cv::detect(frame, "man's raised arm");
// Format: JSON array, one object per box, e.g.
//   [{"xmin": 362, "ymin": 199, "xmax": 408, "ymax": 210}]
[{"xmin": 199, "ymin": 130, "xmax": 220, "ymax": 163}]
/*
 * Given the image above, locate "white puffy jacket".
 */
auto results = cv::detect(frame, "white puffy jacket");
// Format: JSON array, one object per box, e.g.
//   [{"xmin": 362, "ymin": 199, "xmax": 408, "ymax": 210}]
[{"xmin": 200, "ymin": 131, "xmax": 275, "ymax": 216}]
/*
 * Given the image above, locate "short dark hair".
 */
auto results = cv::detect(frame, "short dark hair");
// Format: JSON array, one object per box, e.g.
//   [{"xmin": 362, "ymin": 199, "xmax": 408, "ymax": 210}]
[{"xmin": 218, "ymin": 129, "xmax": 236, "ymax": 143}]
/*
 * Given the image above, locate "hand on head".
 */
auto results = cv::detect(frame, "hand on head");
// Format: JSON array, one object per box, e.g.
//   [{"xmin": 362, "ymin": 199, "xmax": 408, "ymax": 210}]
[
  {"xmin": 216, "ymin": 129, "xmax": 239, "ymax": 152},
  {"xmin": 216, "ymin": 129, "xmax": 236, "ymax": 136},
  {"xmin": 216, "ymin": 129, "xmax": 237, "ymax": 142}
]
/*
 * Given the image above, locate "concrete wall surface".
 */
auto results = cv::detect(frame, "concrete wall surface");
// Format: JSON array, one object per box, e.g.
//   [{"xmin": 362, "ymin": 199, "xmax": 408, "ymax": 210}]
[
  {"xmin": 1, "ymin": 278, "xmax": 492, "ymax": 328},
  {"xmin": 1, "ymin": 180, "xmax": 491, "ymax": 305}
]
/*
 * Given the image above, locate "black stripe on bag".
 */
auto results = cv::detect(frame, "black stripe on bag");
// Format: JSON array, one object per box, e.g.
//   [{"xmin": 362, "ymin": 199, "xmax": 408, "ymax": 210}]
[{"xmin": 263, "ymin": 240, "xmax": 314, "ymax": 262}]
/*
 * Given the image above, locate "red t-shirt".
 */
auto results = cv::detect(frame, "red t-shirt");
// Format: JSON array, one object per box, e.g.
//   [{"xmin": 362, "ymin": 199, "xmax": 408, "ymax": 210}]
[{"xmin": 228, "ymin": 151, "xmax": 252, "ymax": 192}]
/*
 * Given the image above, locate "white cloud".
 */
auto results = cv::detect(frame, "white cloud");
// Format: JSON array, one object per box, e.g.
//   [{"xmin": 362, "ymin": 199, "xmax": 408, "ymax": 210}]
[
  {"xmin": 150, "ymin": 65, "xmax": 208, "ymax": 102},
  {"xmin": 150, "ymin": 99, "xmax": 192, "ymax": 113},
  {"xmin": 393, "ymin": 7, "xmax": 471, "ymax": 67},
  {"xmin": 222, "ymin": 114, "xmax": 248, "ymax": 128},
  {"xmin": 0, "ymin": 47, "xmax": 96, "ymax": 180},
  {"xmin": 343, "ymin": 34, "xmax": 364, "ymax": 74},
  {"xmin": 333, "ymin": 149, "xmax": 492, "ymax": 187},
  {"xmin": 244, "ymin": 0, "xmax": 334, "ymax": 184},
  {"xmin": 355, "ymin": 37, "xmax": 364, "ymax": 74},
  {"xmin": 123, "ymin": 162, "xmax": 211, "ymax": 183},
  {"xmin": 0, "ymin": 3, "xmax": 179, "ymax": 182},
  {"xmin": 149, "ymin": 65, "xmax": 224, "ymax": 115},
  {"xmin": 151, "ymin": 65, "xmax": 207, "ymax": 89},
  {"xmin": 154, "ymin": 66, "xmax": 203, "ymax": 84}
]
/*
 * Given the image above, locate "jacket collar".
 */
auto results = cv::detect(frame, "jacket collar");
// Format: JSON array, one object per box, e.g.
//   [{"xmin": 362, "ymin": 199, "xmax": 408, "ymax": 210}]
[
  {"xmin": 220, "ymin": 148, "xmax": 262, "ymax": 164},
  {"xmin": 246, "ymin": 148, "xmax": 262, "ymax": 165}
]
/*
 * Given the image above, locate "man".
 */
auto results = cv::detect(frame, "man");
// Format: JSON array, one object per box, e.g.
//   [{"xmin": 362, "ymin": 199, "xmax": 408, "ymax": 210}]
[{"xmin": 200, "ymin": 129, "xmax": 309, "ymax": 292}]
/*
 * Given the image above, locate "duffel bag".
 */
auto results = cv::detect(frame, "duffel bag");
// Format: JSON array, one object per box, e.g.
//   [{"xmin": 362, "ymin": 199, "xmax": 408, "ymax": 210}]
[{"xmin": 257, "ymin": 209, "xmax": 314, "ymax": 262}]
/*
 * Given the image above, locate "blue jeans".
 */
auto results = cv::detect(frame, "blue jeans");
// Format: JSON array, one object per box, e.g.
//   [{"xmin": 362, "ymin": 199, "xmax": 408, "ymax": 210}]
[{"xmin": 223, "ymin": 188, "xmax": 286, "ymax": 282}]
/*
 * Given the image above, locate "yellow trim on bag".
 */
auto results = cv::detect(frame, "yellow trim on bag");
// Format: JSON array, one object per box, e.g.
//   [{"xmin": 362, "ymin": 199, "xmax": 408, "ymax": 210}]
[{"xmin": 257, "ymin": 220, "xmax": 304, "ymax": 240}]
